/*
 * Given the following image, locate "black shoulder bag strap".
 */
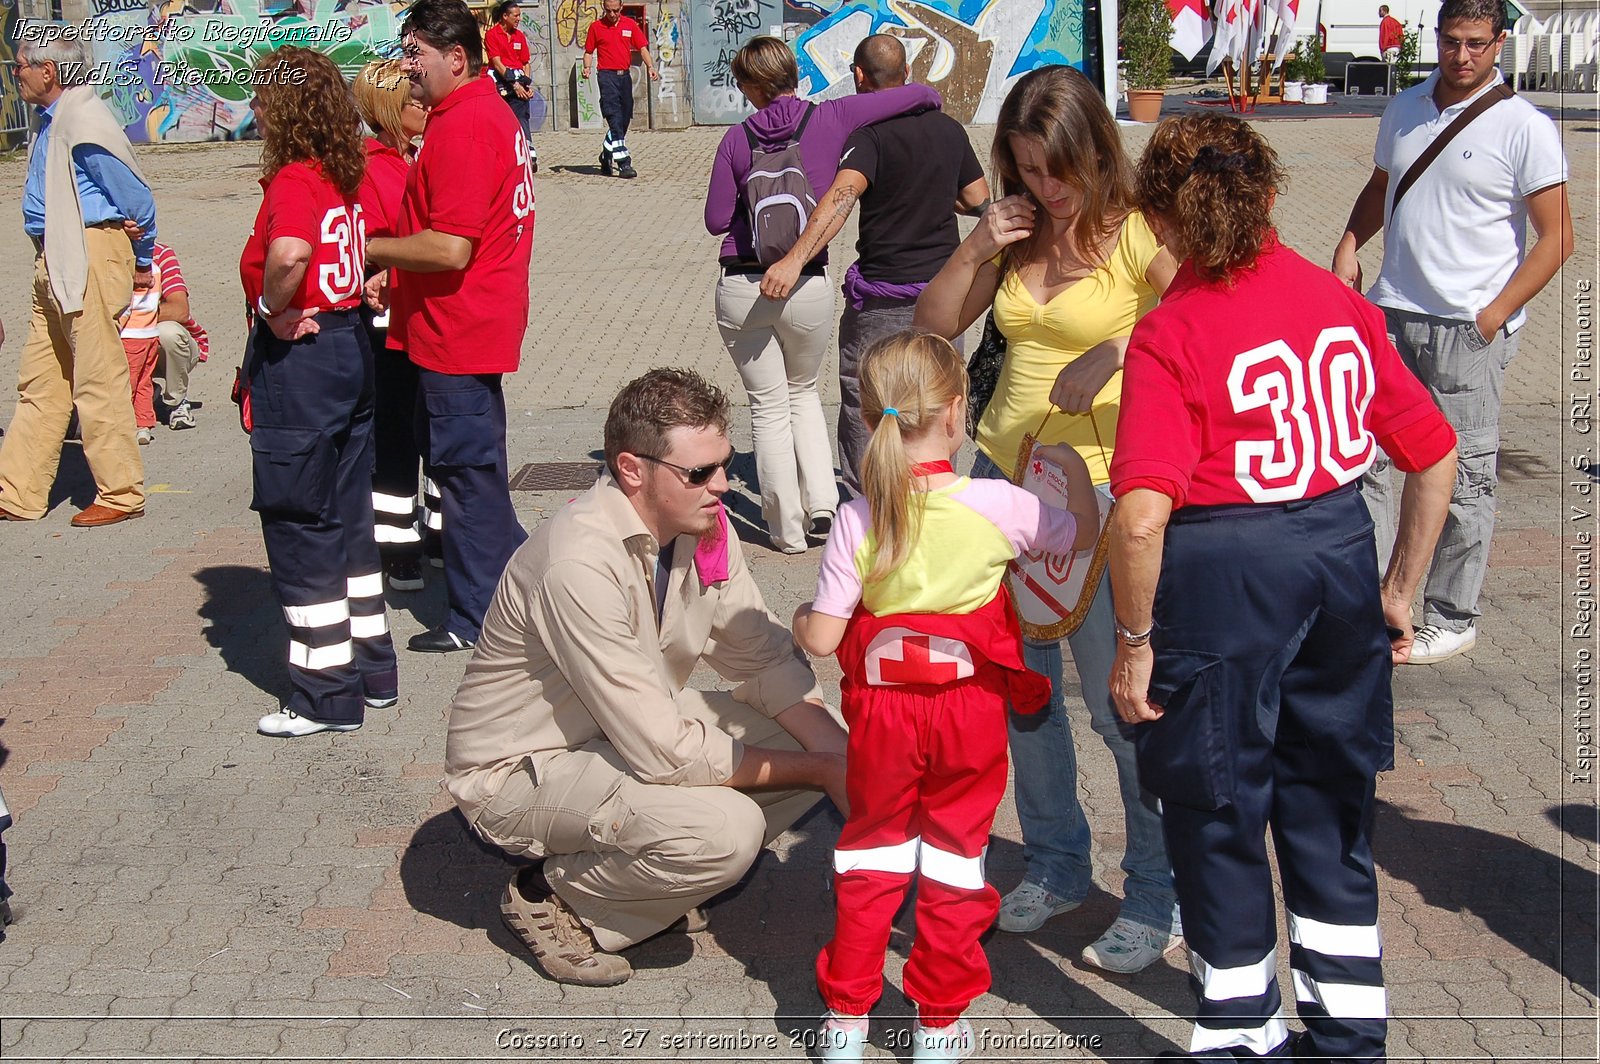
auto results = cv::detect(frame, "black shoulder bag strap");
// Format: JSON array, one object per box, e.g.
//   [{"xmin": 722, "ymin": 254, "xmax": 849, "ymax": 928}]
[{"xmin": 1389, "ymin": 83, "xmax": 1513, "ymax": 218}]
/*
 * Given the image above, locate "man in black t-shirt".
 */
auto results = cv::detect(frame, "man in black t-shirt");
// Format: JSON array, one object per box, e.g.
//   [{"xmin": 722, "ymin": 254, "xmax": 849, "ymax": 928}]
[{"xmin": 760, "ymin": 35, "xmax": 988, "ymax": 496}]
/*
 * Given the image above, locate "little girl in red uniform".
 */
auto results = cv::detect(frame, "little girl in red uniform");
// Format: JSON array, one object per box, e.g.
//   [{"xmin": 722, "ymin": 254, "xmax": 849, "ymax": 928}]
[{"xmin": 793, "ymin": 330, "xmax": 1099, "ymax": 1063}]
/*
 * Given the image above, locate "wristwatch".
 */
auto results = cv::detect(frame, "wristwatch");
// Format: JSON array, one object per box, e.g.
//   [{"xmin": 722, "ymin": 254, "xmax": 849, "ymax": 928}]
[
  {"xmin": 256, "ymin": 295, "xmax": 278, "ymax": 319},
  {"xmin": 1114, "ymin": 619, "xmax": 1154, "ymax": 648}
]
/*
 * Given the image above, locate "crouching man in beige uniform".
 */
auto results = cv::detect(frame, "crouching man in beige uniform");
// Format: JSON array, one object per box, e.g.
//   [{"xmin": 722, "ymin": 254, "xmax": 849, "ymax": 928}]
[{"xmin": 446, "ymin": 368, "xmax": 848, "ymax": 986}]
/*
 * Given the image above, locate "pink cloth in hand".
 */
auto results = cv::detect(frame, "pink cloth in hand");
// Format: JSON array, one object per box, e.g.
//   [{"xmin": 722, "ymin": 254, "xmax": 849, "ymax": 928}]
[{"xmin": 695, "ymin": 502, "xmax": 730, "ymax": 587}]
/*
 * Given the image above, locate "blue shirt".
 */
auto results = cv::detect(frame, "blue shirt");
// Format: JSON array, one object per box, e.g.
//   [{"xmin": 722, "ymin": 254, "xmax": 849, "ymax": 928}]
[{"xmin": 23, "ymin": 98, "xmax": 157, "ymax": 266}]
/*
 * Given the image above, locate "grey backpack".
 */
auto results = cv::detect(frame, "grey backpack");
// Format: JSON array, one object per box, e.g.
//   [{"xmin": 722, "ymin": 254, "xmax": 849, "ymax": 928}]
[{"xmin": 742, "ymin": 104, "xmax": 818, "ymax": 266}]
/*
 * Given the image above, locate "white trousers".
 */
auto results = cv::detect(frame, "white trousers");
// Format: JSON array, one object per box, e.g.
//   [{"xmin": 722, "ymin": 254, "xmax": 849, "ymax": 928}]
[{"xmin": 714, "ymin": 272, "xmax": 838, "ymax": 551}]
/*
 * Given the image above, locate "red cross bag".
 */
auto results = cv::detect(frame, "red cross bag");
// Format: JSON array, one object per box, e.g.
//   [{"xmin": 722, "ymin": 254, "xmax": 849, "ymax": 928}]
[{"xmin": 1008, "ymin": 409, "xmax": 1113, "ymax": 641}]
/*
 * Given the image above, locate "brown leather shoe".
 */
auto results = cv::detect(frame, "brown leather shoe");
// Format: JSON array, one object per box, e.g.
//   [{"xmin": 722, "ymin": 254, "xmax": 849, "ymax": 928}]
[
  {"xmin": 499, "ymin": 878, "xmax": 632, "ymax": 986},
  {"xmin": 70, "ymin": 503, "xmax": 145, "ymax": 528},
  {"xmin": 0, "ymin": 504, "xmax": 28, "ymax": 521}
]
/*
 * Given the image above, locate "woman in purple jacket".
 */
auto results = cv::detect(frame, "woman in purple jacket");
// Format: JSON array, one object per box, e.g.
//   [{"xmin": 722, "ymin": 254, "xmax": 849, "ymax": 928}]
[{"xmin": 705, "ymin": 36, "xmax": 939, "ymax": 554}]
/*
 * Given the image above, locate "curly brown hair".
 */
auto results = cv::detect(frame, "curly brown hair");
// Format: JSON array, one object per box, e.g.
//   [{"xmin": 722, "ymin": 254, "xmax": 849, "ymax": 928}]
[
  {"xmin": 255, "ymin": 47, "xmax": 366, "ymax": 198},
  {"xmin": 1135, "ymin": 114, "xmax": 1286, "ymax": 283}
]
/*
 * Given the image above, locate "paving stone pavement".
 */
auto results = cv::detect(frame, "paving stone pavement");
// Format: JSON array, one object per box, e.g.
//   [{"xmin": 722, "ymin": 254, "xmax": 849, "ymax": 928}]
[{"xmin": 0, "ymin": 104, "xmax": 1594, "ymax": 1062}]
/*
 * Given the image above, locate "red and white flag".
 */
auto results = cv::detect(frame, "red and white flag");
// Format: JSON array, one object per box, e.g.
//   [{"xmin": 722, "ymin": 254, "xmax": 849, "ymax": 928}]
[
  {"xmin": 1167, "ymin": 0, "xmax": 1212, "ymax": 61},
  {"xmin": 1207, "ymin": 0, "xmax": 1242, "ymax": 73},
  {"xmin": 1266, "ymin": 0, "xmax": 1301, "ymax": 68}
]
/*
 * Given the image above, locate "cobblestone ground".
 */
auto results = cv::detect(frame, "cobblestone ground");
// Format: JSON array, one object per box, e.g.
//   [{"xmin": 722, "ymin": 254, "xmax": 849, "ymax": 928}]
[{"xmin": 0, "ymin": 100, "xmax": 1593, "ymax": 1062}]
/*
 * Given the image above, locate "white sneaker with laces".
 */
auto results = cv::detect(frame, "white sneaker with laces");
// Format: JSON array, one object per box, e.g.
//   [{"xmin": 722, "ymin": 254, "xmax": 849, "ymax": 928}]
[
  {"xmin": 258, "ymin": 709, "xmax": 360, "ymax": 737},
  {"xmin": 1406, "ymin": 624, "xmax": 1476, "ymax": 664},
  {"xmin": 997, "ymin": 880, "xmax": 1081, "ymax": 932},
  {"xmin": 136, "ymin": 427, "xmax": 154, "ymax": 446},
  {"xmin": 912, "ymin": 1018, "xmax": 973, "ymax": 1063},
  {"xmin": 1081, "ymin": 916, "xmax": 1183, "ymax": 974},
  {"xmin": 168, "ymin": 401, "xmax": 195, "ymax": 430},
  {"xmin": 817, "ymin": 1012, "xmax": 868, "ymax": 1063}
]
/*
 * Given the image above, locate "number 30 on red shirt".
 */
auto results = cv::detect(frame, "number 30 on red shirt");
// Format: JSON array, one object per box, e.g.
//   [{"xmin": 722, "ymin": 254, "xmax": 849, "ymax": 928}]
[
  {"xmin": 1226, "ymin": 326, "xmax": 1377, "ymax": 503},
  {"xmin": 318, "ymin": 204, "xmax": 367, "ymax": 306}
]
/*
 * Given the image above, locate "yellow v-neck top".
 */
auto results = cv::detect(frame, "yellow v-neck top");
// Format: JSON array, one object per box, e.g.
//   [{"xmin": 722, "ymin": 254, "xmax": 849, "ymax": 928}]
[{"xmin": 975, "ymin": 210, "xmax": 1161, "ymax": 482}]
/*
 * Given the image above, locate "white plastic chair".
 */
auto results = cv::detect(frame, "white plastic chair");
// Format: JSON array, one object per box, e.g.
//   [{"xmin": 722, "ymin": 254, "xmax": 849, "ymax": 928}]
[{"xmin": 1499, "ymin": 35, "xmax": 1521, "ymax": 87}]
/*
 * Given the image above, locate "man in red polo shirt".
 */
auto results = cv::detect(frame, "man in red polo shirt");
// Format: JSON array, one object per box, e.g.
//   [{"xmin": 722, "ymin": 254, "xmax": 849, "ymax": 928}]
[
  {"xmin": 582, "ymin": 0, "xmax": 659, "ymax": 178},
  {"xmin": 485, "ymin": 0, "xmax": 537, "ymax": 171},
  {"xmin": 367, "ymin": 0, "xmax": 536, "ymax": 654}
]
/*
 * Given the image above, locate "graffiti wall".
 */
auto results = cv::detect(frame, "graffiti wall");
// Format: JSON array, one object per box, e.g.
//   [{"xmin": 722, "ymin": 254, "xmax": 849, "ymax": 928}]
[
  {"xmin": 688, "ymin": 0, "xmax": 774, "ymax": 123},
  {"xmin": 684, "ymin": 0, "xmax": 1092, "ymax": 125},
  {"xmin": 515, "ymin": 0, "xmax": 553, "ymax": 132},
  {"xmin": 12, "ymin": 0, "xmax": 1092, "ymax": 139},
  {"xmin": 70, "ymin": 0, "xmax": 401, "ymax": 142},
  {"xmin": 787, "ymin": 0, "xmax": 1089, "ymax": 124}
]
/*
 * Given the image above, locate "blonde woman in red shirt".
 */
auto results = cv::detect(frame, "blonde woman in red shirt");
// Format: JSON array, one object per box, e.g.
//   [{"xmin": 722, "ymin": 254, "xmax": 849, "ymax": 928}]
[{"xmin": 354, "ymin": 59, "xmax": 432, "ymax": 593}]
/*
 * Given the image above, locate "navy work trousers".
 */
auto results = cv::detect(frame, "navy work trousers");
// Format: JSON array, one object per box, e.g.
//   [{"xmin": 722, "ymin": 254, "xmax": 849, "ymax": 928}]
[
  {"xmin": 249, "ymin": 312, "xmax": 397, "ymax": 725},
  {"xmin": 363, "ymin": 313, "xmax": 427, "ymax": 561},
  {"xmin": 598, "ymin": 69, "xmax": 633, "ymax": 161},
  {"xmin": 1140, "ymin": 484, "xmax": 1391, "ymax": 1061},
  {"xmin": 413, "ymin": 369, "xmax": 526, "ymax": 642}
]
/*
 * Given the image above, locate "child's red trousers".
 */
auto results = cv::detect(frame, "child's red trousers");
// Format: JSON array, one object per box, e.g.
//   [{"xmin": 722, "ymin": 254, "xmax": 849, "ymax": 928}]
[{"xmin": 816, "ymin": 592, "xmax": 1047, "ymax": 1025}]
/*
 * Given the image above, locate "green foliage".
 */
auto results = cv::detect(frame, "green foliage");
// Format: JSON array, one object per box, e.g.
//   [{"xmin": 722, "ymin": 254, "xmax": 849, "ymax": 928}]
[
  {"xmin": 1298, "ymin": 33, "xmax": 1326, "ymax": 83},
  {"xmin": 1283, "ymin": 42, "xmax": 1305, "ymax": 82},
  {"xmin": 1122, "ymin": 0, "xmax": 1174, "ymax": 90},
  {"xmin": 1396, "ymin": 23, "xmax": 1422, "ymax": 87}
]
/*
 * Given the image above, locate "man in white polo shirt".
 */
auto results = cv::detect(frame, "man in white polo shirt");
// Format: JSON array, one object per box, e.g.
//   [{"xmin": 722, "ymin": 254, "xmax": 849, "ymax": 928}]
[{"xmin": 1333, "ymin": 0, "xmax": 1571, "ymax": 663}]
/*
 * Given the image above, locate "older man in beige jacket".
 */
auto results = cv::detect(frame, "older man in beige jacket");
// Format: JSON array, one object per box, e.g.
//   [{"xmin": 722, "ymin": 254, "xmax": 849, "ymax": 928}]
[
  {"xmin": 446, "ymin": 368, "xmax": 847, "ymax": 987},
  {"xmin": 0, "ymin": 36, "xmax": 153, "ymax": 527}
]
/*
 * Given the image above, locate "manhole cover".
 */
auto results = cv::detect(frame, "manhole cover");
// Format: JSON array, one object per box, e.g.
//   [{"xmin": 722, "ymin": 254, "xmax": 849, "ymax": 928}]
[{"xmin": 509, "ymin": 462, "xmax": 602, "ymax": 492}]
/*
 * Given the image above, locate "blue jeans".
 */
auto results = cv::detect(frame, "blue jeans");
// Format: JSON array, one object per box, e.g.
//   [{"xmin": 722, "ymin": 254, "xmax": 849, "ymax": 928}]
[{"xmin": 972, "ymin": 451, "xmax": 1179, "ymax": 934}]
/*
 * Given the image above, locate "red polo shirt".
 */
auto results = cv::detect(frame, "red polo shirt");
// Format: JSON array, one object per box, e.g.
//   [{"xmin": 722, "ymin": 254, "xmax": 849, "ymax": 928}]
[
  {"xmin": 1110, "ymin": 238, "xmax": 1455, "ymax": 509},
  {"xmin": 485, "ymin": 24, "xmax": 531, "ymax": 73},
  {"xmin": 240, "ymin": 161, "xmax": 366, "ymax": 315},
  {"xmin": 584, "ymin": 16, "xmax": 646, "ymax": 70},
  {"xmin": 359, "ymin": 138, "xmax": 409, "ymax": 238},
  {"xmin": 388, "ymin": 77, "xmax": 535, "ymax": 374}
]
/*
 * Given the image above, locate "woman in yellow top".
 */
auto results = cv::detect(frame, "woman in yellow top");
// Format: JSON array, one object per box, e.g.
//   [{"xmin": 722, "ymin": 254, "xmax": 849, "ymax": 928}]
[{"xmin": 915, "ymin": 64, "xmax": 1181, "ymax": 975}]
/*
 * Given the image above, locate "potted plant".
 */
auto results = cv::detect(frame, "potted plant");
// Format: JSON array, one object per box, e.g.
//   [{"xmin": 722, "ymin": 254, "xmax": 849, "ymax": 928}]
[
  {"xmin": 1395, "ymin": 23, "xmax": 1421, "ymax": 89},
  {"xmin": 1122, "ymin": 0, "xmax": 1173, "ymax": 122},
  {"xmin": 1300, "ymin": 33, "xmax": 1329, "ymax": 104},
  {"xmin": 1282, "ymin": 43, "xmax": 1306, "ymax": 102}
]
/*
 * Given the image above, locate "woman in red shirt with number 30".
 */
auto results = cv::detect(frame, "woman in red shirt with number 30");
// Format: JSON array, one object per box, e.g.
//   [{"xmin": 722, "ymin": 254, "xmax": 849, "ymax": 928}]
[
  {"xmin": 1108, "ymin": 115, "xmax": 1456, "ymax": 1062},
  {"xmin": 240, "ymin": 48, "xmax": 398, "ymax": 740}
]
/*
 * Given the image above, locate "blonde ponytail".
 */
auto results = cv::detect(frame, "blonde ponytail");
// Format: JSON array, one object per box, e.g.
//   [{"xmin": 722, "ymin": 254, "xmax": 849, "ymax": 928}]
[{"xmin": 857, "ymin": 331, "xmax": 967, "ymax": 583}]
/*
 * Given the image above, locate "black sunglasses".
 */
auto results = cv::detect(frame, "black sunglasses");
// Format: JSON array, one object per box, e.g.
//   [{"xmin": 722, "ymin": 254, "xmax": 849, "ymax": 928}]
[{"xmin": 639, "ymin": 452, "xmax": 734, "ymax": 486}]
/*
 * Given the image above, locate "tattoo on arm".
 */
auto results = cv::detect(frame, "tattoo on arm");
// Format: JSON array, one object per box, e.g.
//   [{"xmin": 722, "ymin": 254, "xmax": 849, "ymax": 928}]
[
  {"xmin": 795, "ymin": 186, "xmax": 860, "ymax": 262},
  {"xmin": 828, "ymin": 187, "xmax": 860, "ymax": 222}
]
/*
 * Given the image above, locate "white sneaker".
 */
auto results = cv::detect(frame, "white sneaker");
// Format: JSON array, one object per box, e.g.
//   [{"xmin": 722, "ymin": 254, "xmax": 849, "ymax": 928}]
[
  {"xmin": 912, "ymin": 1018, "xmax": 973, "ymax": 1063},
  {"xmin": 817, "ymin": 1012, "xmax": 868, "ymax": 1063},
  {"xmin": 1406, "ymin": 624, "xmax": 1476, "ymax": 664},
  {"xmin": 257, "ymin": 709, "xmax": 360, "ymax": 737},
  {"xmin": 997, "ymin": 880, "xmax": 1081, "ymax": 932},
  {"xmin": 167, "ymin": 401, "xmax": 195, "ymax": 430},
  {"xmin": 1081, "ymin": 916, "xmax": 1184, "ymax": 974},
  {"xmin": 136, "ymin": 428, "xmax": 154, "ymax": 446}
]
